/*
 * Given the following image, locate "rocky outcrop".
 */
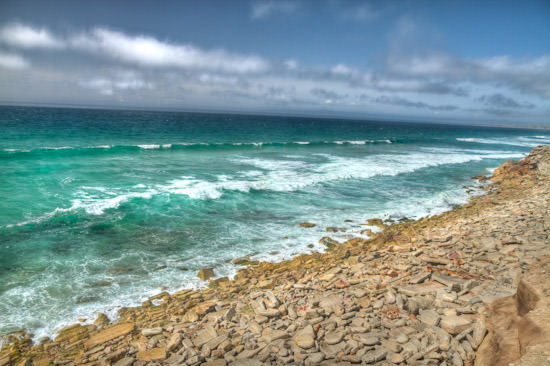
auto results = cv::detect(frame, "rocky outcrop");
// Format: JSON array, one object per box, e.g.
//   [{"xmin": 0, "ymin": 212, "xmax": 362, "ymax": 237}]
[{"xmin": 1, "ymin": 145, "xmax": 549, "ymax": 366}]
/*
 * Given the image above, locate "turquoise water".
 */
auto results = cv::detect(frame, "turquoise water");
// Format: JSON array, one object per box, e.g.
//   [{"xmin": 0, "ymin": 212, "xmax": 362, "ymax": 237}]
[{"xmin": 0, "ymin": 106, "xmax": 547, "ymax": 339}]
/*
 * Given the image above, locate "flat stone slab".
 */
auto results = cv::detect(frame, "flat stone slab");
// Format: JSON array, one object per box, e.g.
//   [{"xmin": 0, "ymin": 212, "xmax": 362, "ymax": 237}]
[
  {"xmin": 193, "ymin": 325, "xmax": 218, "ymax": 348},
  {"xmin": 399, "ymin": 281, "xmax": 446, "ymax": 297},
  {"xmin": 418, "ymin": 309, "xmax": 441, "ymax": 326},
  {"xmin": 471, "ymin": 281, "xmax": 517, "ymax": 304},
  {"xmin": 137, "ymin": 347, "xmax": 166, "ymax": 361},
  {"xmin": 432, "ymin": 273, "xmax": 467, "ymax": 290},
  {"xmin": 84, "ymin": 323, "xmax": 134, "ymax": 349},
  {"xmin": 439, "ymin": 315, "xmax": 472, "ymax": 335}
]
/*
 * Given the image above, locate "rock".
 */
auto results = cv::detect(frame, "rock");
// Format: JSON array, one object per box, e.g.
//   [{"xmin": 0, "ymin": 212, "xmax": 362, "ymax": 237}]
[
  {"xmin": 236, "ymin": 348, "xmax": 262, "ymax": 360},
  {"xmin": 194, "ymin": 300, "xmax": 216, "ymax": 315},
  {"xmin": 112, "ymin": 357, "xmax": 135, "ymax": 366},
  {"xmin": 418, "ymin": 309, "xmax": 441, "ymax": 326},
  {"xmin": 385, "ymin": 290, "xmax": 396, "ymax": 304},
  {"xmin": 94, "ymin": 313, "xmax": 109, "ymax": 326},
  {"xmin": 320, "ymin": 341, "xmax": 346, "ymax": 358},
  {"xmin": 197, "ymin": 268, "xmax": 215, "ymax": 281},
  {"xmin": 182, "ymin": 310, "xmax": 199, "ymax": 322},
  {"xmin": 410, "ymin": 272, "xmax": 431, "ymax": 284},
  {"xmin": 257, "ymin": 308, "xmax": 280, "ymax": 318},
  {"xmin": 470, "ymin": 281, "xmax": 517, "ymax": 303},
  {"xmin": 166, "ymin": 332, "xmax": 182, "ymax": 352},
  {"xmin": 318, "ymin": 295, "xmax": 342, "ymax": 314},
  {"xmin": 299, "ymin": 222, "xmax": 316, "ymax": 228},
  {"xmin": 472, "ymin": 319, "xmax": 487, "ymax": 348},
  {"xmin": 367, "ymin": 218, "xmax": 385, "ymax": 228},
  {"xmin": 229, "ymin": 360, "xmax": 264, "ymax": 366},
  {"xmin": 261, "ymin": 328, "xmax": 288, "ymax": 343},
  {"xmin": 193, "ymin": 325, "xmax": 217, "ymax": 348},
  {"xmin": 84, "ymin": 323, "xmax": 134, "ymax": 349},
  {"xmin": 136, "ymin": 347, "xmax": 166, "ymax": 361},
  {"xmin": 361, "ymin": 347, "xmax": 388, "ymax": 363},
  {"xmin": 295, "ymin": 325, "xmax": 315, "ymax": 349},
  {"xmin": 357, "ymin": 334, "xmax": 379, "ymax": 346},
  {"xmin": 432, "ymin": 273, "xmax": 466, "ymax": 292},
  {"xmin": 395, "ymin": 333, "xmax": 409, "ymax": 344},
  {"xmin": 440, "ymin": 315, "xmax": 471, "ymax": 335},
  {"xmin": 324, "ymin": 332, "xmax": 344, "ymax": 345},
  {"xmin": 263, "ymin": 291, "xmax": 280, "ymax": 308},
  {"xmin": 399, "ymin": 281, "xmax": 446, "ymax": 297},
  {"xmin": 202, "ymin": 360, "xmax": 227, "ymax": 366},
  {"xmin": 141, "ymin": 327, "xmax": 163, "ymax": 337},
  {"xmin": 389, "ymin": 352, "xmax": 406, "ymax": 364},
  {"xmin": 305, "ymin": 352, "xmax": 325, "ymax": 365}
]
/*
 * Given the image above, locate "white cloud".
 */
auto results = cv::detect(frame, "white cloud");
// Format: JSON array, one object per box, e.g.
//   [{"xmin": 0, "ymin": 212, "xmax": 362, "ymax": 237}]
[
  {"xmin": 284, "ymin": 59, "xmax": 298, "ymax": 70},
  {"xmin": 0, "ymin": 20, "xmax": 548, "ymax": 123},
  {"xmin": 78, "ymin": 71, "xmax": 153, "ymax": 96},
  {"xmin": 0, "ymin": 22, "xmax": 64, "ymax": 49},
  {"xmin": 70, "ymin": 28, "xmax": 269, "ymax": 73},
  {"xmin": 251, "ymin": 1, "xmax": 300, "ymax": 19},
  {"xmin": 330, "ymin": 64, "xmax": 355, "ymax": 76},
  {"xmin": 0, "ymin": 51, "xmax": 29, "ymax": 69}
]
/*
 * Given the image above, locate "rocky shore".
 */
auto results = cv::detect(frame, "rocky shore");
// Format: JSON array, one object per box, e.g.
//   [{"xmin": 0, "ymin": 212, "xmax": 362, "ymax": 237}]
[{"xmin": 2, "ymin": 145, "xmax": 550, "ymax": 366}]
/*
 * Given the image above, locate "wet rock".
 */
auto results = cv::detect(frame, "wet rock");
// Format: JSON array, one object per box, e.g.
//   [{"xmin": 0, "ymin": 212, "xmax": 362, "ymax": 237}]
[
  {"xmin": 197, "ymin": 268, "xmax": 215, "ymax": 281},
  {"xmin": 299, "ymin": 222, "xmax": 316, "ymax": 228},
  {"xmin": 94, "ymin": 313, "xmax": 109, "ymax": 326}
]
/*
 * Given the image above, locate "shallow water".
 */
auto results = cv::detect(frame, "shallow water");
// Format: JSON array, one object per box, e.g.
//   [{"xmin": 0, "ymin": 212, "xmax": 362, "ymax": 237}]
[{"xmin": 0, "ymin": 106, "xmax": 547, "ymax": 339}]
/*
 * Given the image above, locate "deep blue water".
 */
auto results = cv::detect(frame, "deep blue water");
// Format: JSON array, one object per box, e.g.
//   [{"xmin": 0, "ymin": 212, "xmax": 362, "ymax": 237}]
[{"xmin": 0, "ymin": 106, "xmax": 547, "ymax": 339}]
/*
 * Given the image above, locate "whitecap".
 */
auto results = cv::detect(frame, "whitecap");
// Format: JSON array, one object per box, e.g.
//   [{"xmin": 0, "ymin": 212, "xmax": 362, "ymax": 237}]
[{"xmin": 137, "ymin": 144, "xmax": 160, "ymax": 149}]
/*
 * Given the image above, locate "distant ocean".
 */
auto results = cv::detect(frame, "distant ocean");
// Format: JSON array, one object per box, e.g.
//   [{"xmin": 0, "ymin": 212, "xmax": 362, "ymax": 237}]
[{"xmin": 1, "ymin": 106, "xmax": 548, "ymax": 339}]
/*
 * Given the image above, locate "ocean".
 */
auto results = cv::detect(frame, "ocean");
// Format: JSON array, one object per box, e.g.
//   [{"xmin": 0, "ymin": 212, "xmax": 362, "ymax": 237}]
[{"xmin": 0, "ymin": 105, "xmax": 547, "ymax": 340}]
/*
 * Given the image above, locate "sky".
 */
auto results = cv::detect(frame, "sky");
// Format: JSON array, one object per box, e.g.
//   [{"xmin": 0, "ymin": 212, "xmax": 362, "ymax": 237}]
[{"xmin": 0, "ymin": 0, "xmax": 549, "ymax": 125}]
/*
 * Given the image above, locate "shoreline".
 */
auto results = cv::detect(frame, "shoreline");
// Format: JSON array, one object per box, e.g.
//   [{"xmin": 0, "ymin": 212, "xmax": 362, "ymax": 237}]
[
  {"xmin": 0, "ymin": 170, "xmax": 488, "ymax": 344},
  {"xmin": 2, "ymin": 145, "xmax": 550, "ymax": 366}
]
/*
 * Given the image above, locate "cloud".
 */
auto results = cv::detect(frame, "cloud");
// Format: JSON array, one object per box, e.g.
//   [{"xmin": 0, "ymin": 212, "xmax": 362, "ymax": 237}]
[
  {"xmin": 0, "ymin": 51, "xmax": 29, "ymax": 69},
  {"xmin": 373, "ymin": 95, "xmax": 458, "ymax": 111},
  {"xmin": 478, "ymin": 93, "xmax": 534, "ymax": 109},
  {"xmin": 78, "ymin": 71, "xmax": 153, "ymax": 96},
  {"xmin": 0, "ymin": 20, "xmax": 547, "ymax": 124},
  {"xmin": 311, "ymin": 88, "xmax": 348, "ymax": 104},
  {"xmin": 339, "ymin": 4, "xmax": 380, "ymax": 22},
  {"xmin": 0, "ymin": 22, "xmax": 269, "ymax": 74},
  {"xmin": 71, "ymin": 28, "xmax": 269, "ymax": 73},
  {"xmin": 384, "ymin": 49, "xmax": 550, "ymax": 99},
  {"xmin": 0, "ymin": 22, "xmax": 64, "ymax": 49},
  {"xmin": 251, "ymin": 1, "xmax": 300, "ymax": 19}
]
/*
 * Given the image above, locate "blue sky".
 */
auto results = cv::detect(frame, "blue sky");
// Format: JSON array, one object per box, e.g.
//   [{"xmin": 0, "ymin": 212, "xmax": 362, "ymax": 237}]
[{"xmin": 0, "ymin": 0, "xmax": 549, "ymax": 124}]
